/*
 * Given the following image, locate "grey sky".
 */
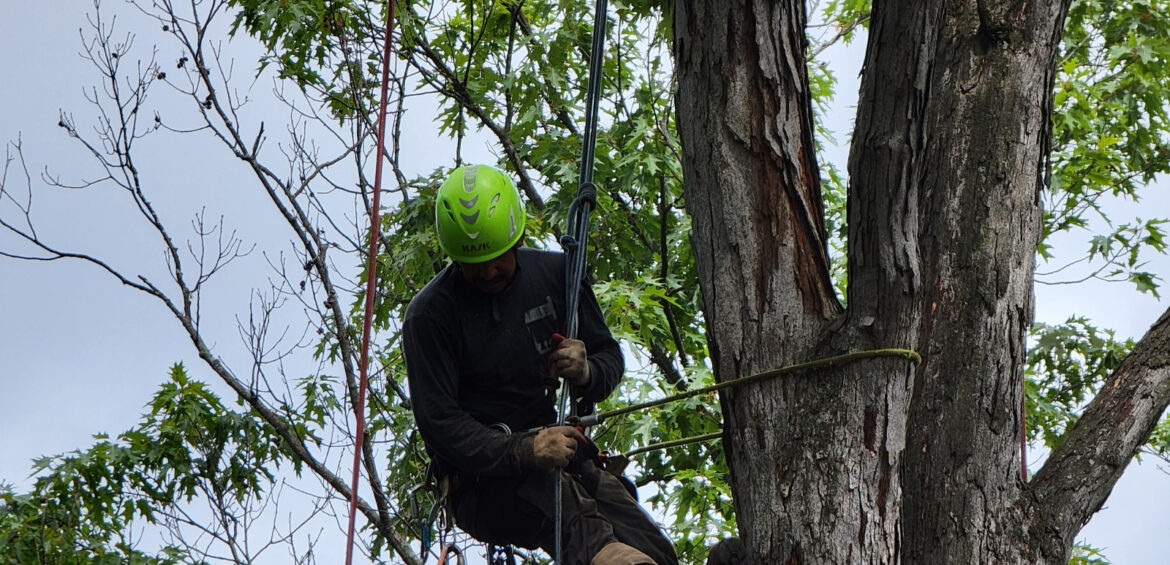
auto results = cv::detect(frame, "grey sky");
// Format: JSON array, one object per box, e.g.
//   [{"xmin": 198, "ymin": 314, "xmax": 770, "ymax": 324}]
[{"xmin": 2, "ymin": 2, "xmax": 1169, "ymax": 564}]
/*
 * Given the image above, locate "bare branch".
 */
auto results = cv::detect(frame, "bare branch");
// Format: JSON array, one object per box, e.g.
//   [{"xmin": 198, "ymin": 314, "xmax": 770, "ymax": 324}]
[{"xmin": 2, "ymin": 1, "xmax": 423, "ymax": 562}]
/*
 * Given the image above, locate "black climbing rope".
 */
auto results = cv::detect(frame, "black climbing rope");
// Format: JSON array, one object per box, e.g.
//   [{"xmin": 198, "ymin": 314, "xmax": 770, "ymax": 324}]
[{"xmin": 555, "ymin": 1, "xmax": 609, "ymax": 563}]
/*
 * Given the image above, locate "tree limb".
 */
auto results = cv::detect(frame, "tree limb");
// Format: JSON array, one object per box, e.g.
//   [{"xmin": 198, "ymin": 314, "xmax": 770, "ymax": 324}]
[{"xmin": 1029, "ymin": 306, "xmax": 1170, "ymax": 550}]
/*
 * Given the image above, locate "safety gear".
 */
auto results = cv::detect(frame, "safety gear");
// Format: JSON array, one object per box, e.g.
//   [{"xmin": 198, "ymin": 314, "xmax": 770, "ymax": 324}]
[
  {"xmin": 530, "ymin": 426, "xmax": 586, "ymax": 469},
  {"xmin": 435, "ymin": 165, "xmax": 526, "ymax": 264},
  {"xmin": 591, "ymin": 542, "xmax": 657, "ymax": 565},
  {"xmin": 551, "ymin": 336, "xmax": 591, "ymax": 387}
]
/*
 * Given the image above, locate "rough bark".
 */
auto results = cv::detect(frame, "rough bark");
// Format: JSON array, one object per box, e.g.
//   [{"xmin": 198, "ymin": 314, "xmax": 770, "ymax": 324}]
[
  {"xmin": 674, "ymin": 0, "xmax": 1170, "ymax": 563},
  {"xmin": 675, "ymin": 1, "xmax": 905, "ymax": 562},
  {"xmin": 849, "ymin": 0, "xmax": 1070, "ymax": 562}
]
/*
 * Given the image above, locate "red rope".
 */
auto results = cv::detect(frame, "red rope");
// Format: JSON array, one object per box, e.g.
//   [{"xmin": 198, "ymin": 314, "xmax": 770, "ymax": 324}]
[
  {"xmin": 1020, "ymin": 384, "xmax": 1028, "ymax": 481},
  {"xmin": 345, "ymin": 1, "xmax": 397, "ymax": 564},
  {"xmin": 438, "ymin": 543, "xmax": 464, "ymax": 565}
]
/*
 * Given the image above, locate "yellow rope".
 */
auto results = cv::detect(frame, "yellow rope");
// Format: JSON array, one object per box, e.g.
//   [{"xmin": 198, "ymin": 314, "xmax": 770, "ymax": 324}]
[
  {"xmin": 597, "ymin": 348, "xmax": 921, "ymax": 423},
  {"xmin": 604, "ymin": 348, "xmax": 921, "ymax": 458}
]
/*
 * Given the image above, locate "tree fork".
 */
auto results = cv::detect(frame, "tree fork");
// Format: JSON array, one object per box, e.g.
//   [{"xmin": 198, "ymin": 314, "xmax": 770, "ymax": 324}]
[{"xmin": 674, "ymin": 1, "xmax": 901, "ymax": 562}]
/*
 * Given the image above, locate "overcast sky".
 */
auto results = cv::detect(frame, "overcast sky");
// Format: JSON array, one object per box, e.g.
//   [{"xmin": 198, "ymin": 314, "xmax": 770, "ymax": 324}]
[{"xmin": 2, "ymin": 2, "xmax": 1169, "ymax": 564}]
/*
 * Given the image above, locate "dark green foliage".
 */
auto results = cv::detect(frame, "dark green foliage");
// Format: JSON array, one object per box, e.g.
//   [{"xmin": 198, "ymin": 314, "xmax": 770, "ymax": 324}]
[{"xmin": 227, "ymin": 0, "xmax": 384, "ymax": 118}]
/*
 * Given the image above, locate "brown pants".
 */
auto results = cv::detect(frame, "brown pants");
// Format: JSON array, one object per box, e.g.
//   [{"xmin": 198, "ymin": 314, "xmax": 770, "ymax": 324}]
[{"xmin": 451, "ymin": 462, "xmax": 677, "ymax": 565}]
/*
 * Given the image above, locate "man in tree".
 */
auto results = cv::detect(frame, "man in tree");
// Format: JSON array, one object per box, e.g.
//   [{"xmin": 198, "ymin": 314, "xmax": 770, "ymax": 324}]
[{"xmin": 403, "ymin": 165, "xmax": 678, "ymax": 565}]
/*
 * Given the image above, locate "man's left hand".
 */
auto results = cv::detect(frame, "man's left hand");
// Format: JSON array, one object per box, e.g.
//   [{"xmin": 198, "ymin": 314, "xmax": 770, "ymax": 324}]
[{"xmin": 551, "ymin": 338, "xmax": 590, "ymax": 387}]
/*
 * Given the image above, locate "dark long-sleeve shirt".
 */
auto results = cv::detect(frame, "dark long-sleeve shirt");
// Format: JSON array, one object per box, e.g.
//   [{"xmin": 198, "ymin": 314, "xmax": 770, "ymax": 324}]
[{"xmin": 403, "ymin": 248, "xmax": 624, "ymax": 478}]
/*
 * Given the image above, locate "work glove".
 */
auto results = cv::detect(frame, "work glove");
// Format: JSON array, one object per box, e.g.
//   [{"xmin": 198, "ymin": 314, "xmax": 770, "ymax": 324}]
[
  {"xmin": 550, "ymin": 336, "xmax": 591, "ymax": 387},
  {"xmin": 526, "ymin": 425, "xmax": 586, "ymax": 469}
]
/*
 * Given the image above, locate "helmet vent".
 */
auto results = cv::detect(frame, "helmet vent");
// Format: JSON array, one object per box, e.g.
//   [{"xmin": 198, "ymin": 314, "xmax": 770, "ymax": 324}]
[
  {"xmin": 463, "ymin": 166, "xmax": 478, "ymax": 193},
  {"xmin": 488, "ymin": 193, "xmax": 501, "ymax": 217},
  {"xmin": 442, "ymin": 200, "xmax": 456, "ymax": 223}
]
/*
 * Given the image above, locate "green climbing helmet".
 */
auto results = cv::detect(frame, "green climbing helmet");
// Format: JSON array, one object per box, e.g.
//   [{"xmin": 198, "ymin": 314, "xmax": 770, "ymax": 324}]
[{"xmin": 435, "ymin": 165, "xmax": 526, "ymax": 263}]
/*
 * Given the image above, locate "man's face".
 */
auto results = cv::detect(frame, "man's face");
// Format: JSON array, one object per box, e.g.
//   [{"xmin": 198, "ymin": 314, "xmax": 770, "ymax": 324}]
[{"xmin": 457, "ymin": 249, "xmax": 518, "ymax": 294}]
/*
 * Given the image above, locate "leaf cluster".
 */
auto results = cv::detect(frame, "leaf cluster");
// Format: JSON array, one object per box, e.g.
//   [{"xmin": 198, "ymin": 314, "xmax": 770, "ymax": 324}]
[
  {"xmin": 0, "ymin": 363, "xmax": 299, "ymax": 564},
  {"xmin": 1026, "ymin": 318, "xmax": 1135, "ymax": 449},
  {"xmin": 227, "ymin": 0, "xmax": 388, "ymax": 118},
  {"xmin": 1043, "ymin": 0, "xmax": 1170, "ymax": 293}
]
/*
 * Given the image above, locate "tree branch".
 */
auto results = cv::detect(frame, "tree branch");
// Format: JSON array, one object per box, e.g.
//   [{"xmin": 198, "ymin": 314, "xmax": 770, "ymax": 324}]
[
  {"xmin": 401, "ymin": 7, "xmax": 546, "ymax": 210},
  {"xmin": 169, "ymin": 7, "xmax": 414, "ymax": 560},
  {"xmin": 1029, "ymin": 306, "xmax": 1170, "ymax": 550}
]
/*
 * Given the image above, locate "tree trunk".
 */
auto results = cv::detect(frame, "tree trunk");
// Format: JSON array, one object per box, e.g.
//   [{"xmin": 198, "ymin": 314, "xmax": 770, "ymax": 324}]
[
  {"xmin": 675, "ymin": 1, "xmax": 902, "ymax": 562},
  {"xmin": 849, "ymin": 1, "xmax": 1068, "ymax": 562},
  {"xmin": 674, "ymin": 0, "xmax": 1170, "ymax": 563}
]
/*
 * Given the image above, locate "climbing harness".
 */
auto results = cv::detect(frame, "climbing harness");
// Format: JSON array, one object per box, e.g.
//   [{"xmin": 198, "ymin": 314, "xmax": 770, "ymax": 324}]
[
  {"xmin": 555, "ymin": 0, "xmax": 609, "ymax": 563},
  {"xmin": 409, "ymin": 489, "xmax": 435, "ymax": 558},
  {"xmin": 436, "ymin": 508, "xmax": 463, "ymax": 565},
  {"xmin": 345, "ymin": 1, "xmax": 398, "ymax": 564},
  {"xmin": 409, "ymin": 476, "xmax": 453, "ymax": 562}
]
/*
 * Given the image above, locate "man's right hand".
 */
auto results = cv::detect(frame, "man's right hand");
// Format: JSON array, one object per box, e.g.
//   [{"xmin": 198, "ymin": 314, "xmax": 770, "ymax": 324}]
[{"xmin": 532, "ymin": 425, "xmax": 586, "ymax": 469}]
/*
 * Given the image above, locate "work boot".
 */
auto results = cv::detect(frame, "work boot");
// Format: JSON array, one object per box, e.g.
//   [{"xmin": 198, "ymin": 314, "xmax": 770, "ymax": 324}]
[
  {"xmin": 705, "ymin": 538, "xmax": 753, "ymax": 565},
  {"xmin": 590, "ymin": 541, "xmax": 657, "ymax": 565}
]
